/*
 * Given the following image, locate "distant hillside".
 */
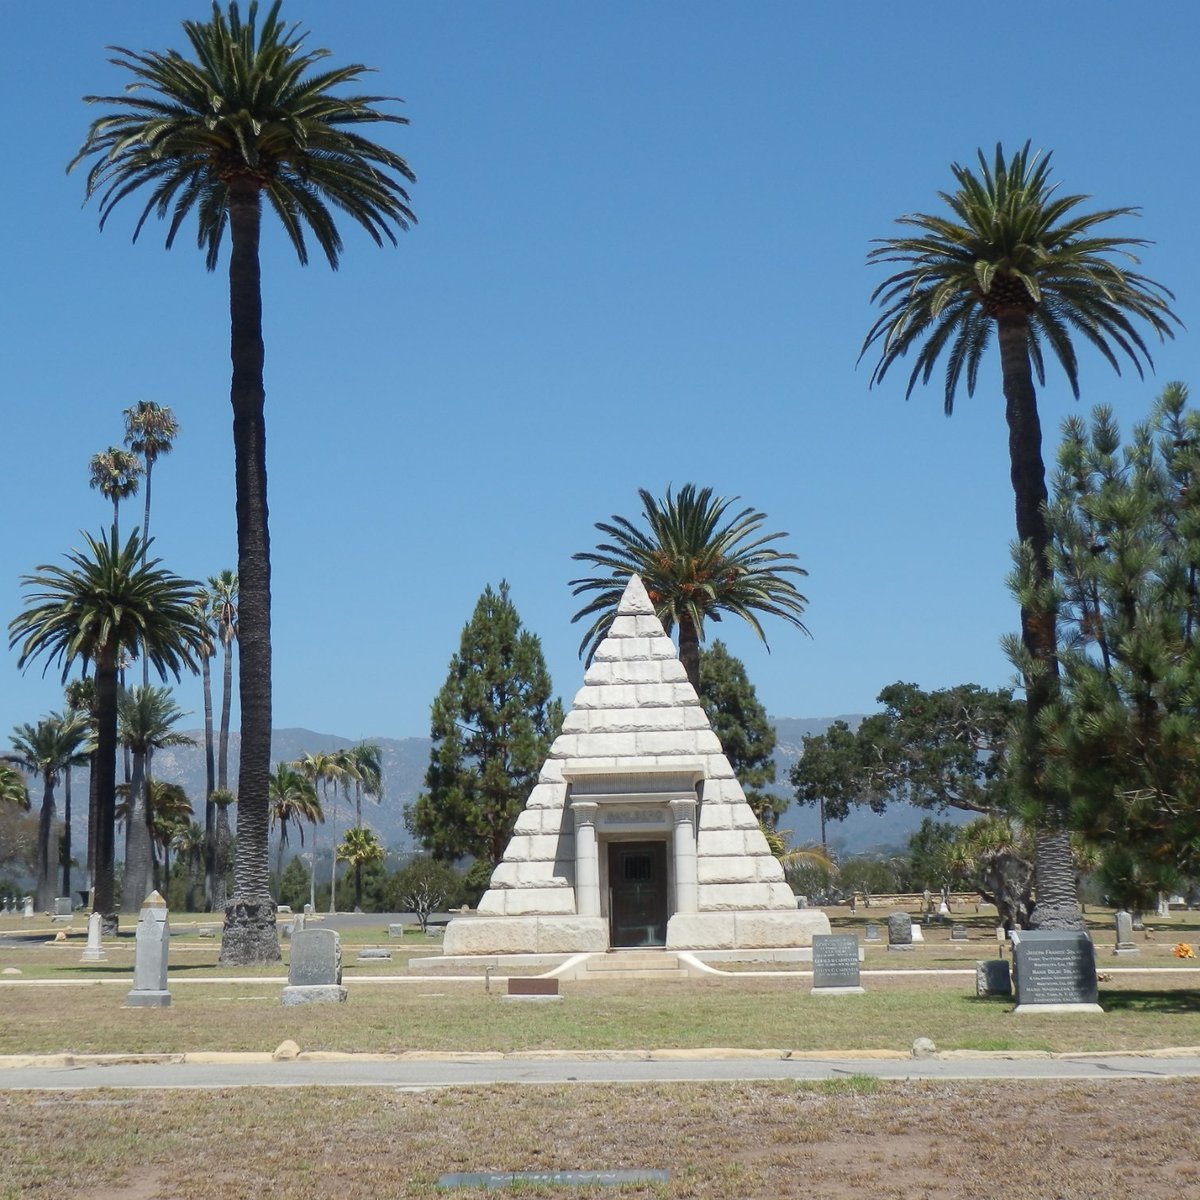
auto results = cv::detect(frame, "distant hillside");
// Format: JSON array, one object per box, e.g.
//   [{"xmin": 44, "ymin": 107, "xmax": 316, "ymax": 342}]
[{"xmin": 72, "ymin": 716, "xmax": 969, "ymax": 859}]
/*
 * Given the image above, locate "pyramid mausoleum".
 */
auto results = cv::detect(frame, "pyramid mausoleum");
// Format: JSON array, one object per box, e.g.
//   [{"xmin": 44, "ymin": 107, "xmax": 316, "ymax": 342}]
[{"xmin": 442, "ymin": 575, "xmax": 830, "ymax": 955}]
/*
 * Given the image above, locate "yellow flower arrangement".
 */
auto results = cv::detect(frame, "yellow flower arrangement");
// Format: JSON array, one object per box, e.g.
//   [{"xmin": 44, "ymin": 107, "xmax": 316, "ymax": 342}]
[{"xmin": 1172, "ymin": 942, "xmax": 1195, "ymax": 959}]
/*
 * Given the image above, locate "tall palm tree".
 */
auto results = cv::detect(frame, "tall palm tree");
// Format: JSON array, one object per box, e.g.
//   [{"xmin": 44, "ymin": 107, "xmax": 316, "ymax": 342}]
[
  {"xmin": 268, "ymin": 762, "xmax": 322, "ymax": 886},
  {"xmin": 117, "ymin": 686, "xmax": 195, "ymax": 911},
  {"xmin": 124, "ymin": 401, "xmax": 180, "ymax": 689},
  {"xmin": 207, "ymin": 571, "xmax": 239, "ymax": 794},
  {"xmin": 8, "ymin": 530, "xmax": 208, "ymax": 927},
  {"xmin": 294, "ymin": 750, "xmax": 344, "ymax": 911},
  {"xmin": 8, "ymin": 711, "xmax": 92, "ymax": 910},
  {"xmin": 88, "ymin": 447, "xmax": 142, "ymax": 543},
  {"xmin": 171, "ymin": 820, "xmax": 206, "ymax": 912},
  {"xmin": 861, "ymin": 142, "xmax": 1179, "ymax": 929},
  {"xmin": 336, "ymin": 826, "xmax": 384, "ymax": 913},
  {"xmin": 190, "ymin": 588, "xmax": 218, "ymax": 908},
  {"xmin": 71, "ymin": 1, "xmax": 416, "ymax": 964},
  {"xmin": 571, "ymin": 484, "xmax": 810, "ymax": 692},
  {"xmin": 349, "ymin": 742, "xmax": 383, "ymax": 830},
  {"xmin": 210, "ymin": 787, "xmax": 236, "ymax": 911}
]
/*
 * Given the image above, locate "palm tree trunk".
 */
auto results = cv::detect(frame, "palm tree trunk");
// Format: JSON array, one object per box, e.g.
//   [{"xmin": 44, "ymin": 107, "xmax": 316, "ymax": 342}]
[
  {"xmin": 62, "ymin": 766, "xmax": 72, "ymax": 900},
  {"xmin": 218, "ymin": 180, "xmax": 279, "ymax": 965},
  {"xmin": 141, "ymin": 462, "xmax": 153, "ymax": 689},
  {"xmin": 123, "ymin": 748, "xmax": 153, "ymax": 912},
  {"xmin": 998, "ymin": 315, "xmax": 1082, "ymax": 931},
  {"xmin": 35, "ymin": 772, "xmax": 57, "ymax": 912},
  {"xmin": 275, "ymin": 817, "xmax": 287, "ymax": 885},
  {"xmin": 218, "ymin": 635, "xmax": 233, "ymax": 792},
  {"xmin": 86, "ymin": 749, "xmax": 98, "ymax": 902},
  {"xmin": 678, "ymin": 613, "xmax": 701, "ymax": 694},
  {"xmin": 92, "ymin": 656, "xmax": 119, "ymax": 933},
  {"xmin": 201, "ymin": 652, "xmax": 216, "ymax": 910}
]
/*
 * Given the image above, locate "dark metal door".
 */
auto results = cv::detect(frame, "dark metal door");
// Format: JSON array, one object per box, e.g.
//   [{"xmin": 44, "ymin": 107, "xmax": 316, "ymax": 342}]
[{"xmin": 608, "ymin": 841, "xmax": 668, "ymax": 947}]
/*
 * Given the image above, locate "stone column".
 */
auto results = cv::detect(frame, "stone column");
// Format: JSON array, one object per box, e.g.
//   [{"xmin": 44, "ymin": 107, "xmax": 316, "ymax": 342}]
[
  {"xmin": 669, "ymin": 797, "xmax": 698, "ymax": 915},
  {"xmin": 572, "ymin": 801, "xmax": 601, "ymax": 917}
]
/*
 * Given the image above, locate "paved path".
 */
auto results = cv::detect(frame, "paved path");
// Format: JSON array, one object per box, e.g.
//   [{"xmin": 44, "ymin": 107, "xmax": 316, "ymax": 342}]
[{"xmin": 4, "ymin": 1051, "xmax": 1200, "ymax": 1091}]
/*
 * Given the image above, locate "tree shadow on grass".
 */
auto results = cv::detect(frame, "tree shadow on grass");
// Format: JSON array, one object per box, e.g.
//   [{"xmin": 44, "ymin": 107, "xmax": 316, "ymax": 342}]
[{"xmin": 1101, "ymin": 988, "xmax": 1200, "ymax": 1014}]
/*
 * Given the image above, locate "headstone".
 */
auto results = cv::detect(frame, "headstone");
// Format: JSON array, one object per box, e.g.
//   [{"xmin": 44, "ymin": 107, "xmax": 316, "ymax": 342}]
[
  {"xmin": 277, "ymin": 904, "xmax": 292, "ymax": 917},
  {"xmin": 2, "ymin": 896, "xmax": 10, "ymax": 914},
  {"xmin": 357, "ymin": 947, "xmax": 392, "ymax": 961},
  {"xmin": 125, "ymin": 892, "xmax": 171, "ymax": 1007},
  {"xmin": 388, "ymin": 923, "xmax": 405, "ymax": 938},
  {"xmin": 291, "ymin": 913, "xmax": 306, "ymax": 939},
  {"xmin": 951, "ymin": 924, "xmax": 968, "ymax": 941},
  {"xmin": 938, "ymin": 900, "xmax": 950, "ymax": 919},
  {"xmin": 1011, "ymin": 929, "xmax": 1102, "ymax": 1013},
  {"xmin": 865, "ymin": 922, "xmax": 880, "ymax": 942},
  {"xmin": 975, "ymin": 959, "xmax": 1011, "ymax": 997},
  {"xmin": 198, "ymin": 926, "xmax": 217, "ymax": 938},
  {"xmin": 794, "ymin": 895, "xmax": 808, "ymax": 909},
  {"xmin": 910, "ymin": 923, "xmax": 925, "ymax": 943},
  {"xmin": 80, "ymin": 911, "xmax": 107, "ymax": 963},
  {"xmin": 283, "ymin": 928, "xmax": 347, "ymax": 1005},
  {"xmin": 810, "ymin": 933, "xmax": 864, "ymax": 994},
  {"xmin": 303, "ymin": 902, "xmax": 314, "ymax": 917},
  {"xmin": 887, "ymin": 911, "xmax": 913, "ymax": 951},
  {"xmin": 504, "ymin": 977, "xmax": 562, "ymax": 1002},
  {"xmin": 1114, "ymin": 910, "xmax": 1138, "ymax": 956},
  {"xmin": 22, "ymin": 896, "xmax": 34, "ymax": 919},
  {"xmin": 53, "ymin": 897, "xmax": 73, "ymax": 920}
]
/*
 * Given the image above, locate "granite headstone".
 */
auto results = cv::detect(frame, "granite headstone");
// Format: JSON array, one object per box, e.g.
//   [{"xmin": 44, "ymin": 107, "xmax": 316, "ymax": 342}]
[
  {"xmin": 887, "ymin": 911, "xmax": 913, "ymax": 951},
  {"xmin": 1114, "ymin": 910, "xmax": 1138, "ymax": 956},
  {"xmin": 283, "ymin": 928, "xmax": 347, "ymax": 1005},
  {"xmin": 975, "ymin": 959, "xmax": 1012, "ymax": 997},
  {"xmin": 811, "ymin": 933, "xmax": 864, "ymax": 994},
  {"xmin": 1011, "ymin": 930, "xmax": 1101, "ymax": 1012},
  {"xmin": 125, "ymin": 891, "xmax": 171, "ymax": 1007}
]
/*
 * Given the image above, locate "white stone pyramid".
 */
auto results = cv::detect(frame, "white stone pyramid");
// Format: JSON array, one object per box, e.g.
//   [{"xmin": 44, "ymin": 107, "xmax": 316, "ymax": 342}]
[{"xmin": 442, "ymin": 575, "xmax": 829, "ymax": 955}]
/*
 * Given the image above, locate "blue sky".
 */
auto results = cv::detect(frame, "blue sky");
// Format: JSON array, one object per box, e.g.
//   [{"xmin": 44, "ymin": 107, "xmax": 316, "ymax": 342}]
[{"xmin": 3, "ymin": 1, "xmax": 1198, "ymax": 749}]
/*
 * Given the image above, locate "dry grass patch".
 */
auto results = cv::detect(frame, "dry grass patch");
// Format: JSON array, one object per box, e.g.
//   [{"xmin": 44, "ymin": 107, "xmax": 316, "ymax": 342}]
[{"xmin": 2, "ymin": 1080, "xmax": 1199, "ymax": 1198}]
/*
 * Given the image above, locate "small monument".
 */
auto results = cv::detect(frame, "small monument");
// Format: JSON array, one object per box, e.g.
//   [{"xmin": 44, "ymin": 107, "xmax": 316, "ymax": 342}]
[
  {"xmin": 80, "ymin": 911, "xmax": 107, "ymax": 963},
  {"xmin": 975, "ymin": 959, "xmax": 1011, "ymax": 997},
  {"xmin": 864, "ymin": 922, "xmax": 880, "ymax": 942},
  {"xmin": 811, "ymin": 933, "xmax": 864, "ymax": 995},
  {"xmin": 951, "ymin": 924, "xmax": 968, "ymax": 941},
  {"xmin": 22, "ymin": 896, "xmax": 34, "ymax": 919},
  {"xmin": 53, "ymin": 898, "xmax": 73, "ymax": 922},
  {"xmin": 125, "ymin": 892, "xmax": 171, "ymax": 1007},
  {"xmin": 887, "ymin": 912, "xmax": 913, "ymax": 951},
  {"xmin": 1114, "ymin": 910, "xmax": 1138, "ymax": 956},
  {"xmin": 1011, "ymin": 929, "xmax": 1102, "ymax": 1013},
  {"xmin": 283, "ymin": 928, "xmax": 347, "ymax": 1005}
]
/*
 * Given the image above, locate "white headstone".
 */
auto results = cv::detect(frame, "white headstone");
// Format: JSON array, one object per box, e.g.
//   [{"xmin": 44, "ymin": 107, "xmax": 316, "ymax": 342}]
[
  {"xmin": 125, "ymin": 891, "xmax": 171, "ymax": 1007},
  {"xmin": 80, "ymin": 911, "xmax": 107, "ymax": 963}
]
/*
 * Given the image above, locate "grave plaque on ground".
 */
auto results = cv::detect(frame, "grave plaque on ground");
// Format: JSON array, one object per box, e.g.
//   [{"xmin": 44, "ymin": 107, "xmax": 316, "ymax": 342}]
[
  {"xmin": 437, "ymin": 1171, "xmax": 669, "ymax": 1190},
  {"xmin": 887, "ymin": 912, "xmax": 913, "ymax": 951},
  {"xmin": 504, "ymin": 977, "xmax": 563, "ymax": 1002},
  {"xmin": 125, "ymin": 891, "xmax": 171, "ymax": 1007},
  {"xmin": 80, "ymin": 911, "xmax": 107, "ymax": 963},
  {"xmin": 283, "ymin": 928, "xmax": 347, "ymax": 1005},
  {"xmin": 865, "ymin": 922, "xmax": 879, "ymax": 942},
  {"xmin": 811, "ymin": 933, "xmax": 864, "ymax": 994},
  {"xmin": 1114, "ymin": 910, "xmax": 1138, "ymax": 956},
  {"xmin": 951, "ymin": 924, "xmax": 968, "ymax": 941},
  {"xmin": 1011, "ymin": 930, "xmax": 1101, "ymax": 1012},
  {"xmin": 975, "ymin": 959, "xmax": 1011, "ymax": 997}
]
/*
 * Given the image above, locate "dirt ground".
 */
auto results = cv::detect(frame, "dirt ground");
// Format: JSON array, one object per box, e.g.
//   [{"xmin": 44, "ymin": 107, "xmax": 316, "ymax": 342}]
[{"xmin": 3, "ymin": 1078, "xmax": 1198, "ymax": 1199}]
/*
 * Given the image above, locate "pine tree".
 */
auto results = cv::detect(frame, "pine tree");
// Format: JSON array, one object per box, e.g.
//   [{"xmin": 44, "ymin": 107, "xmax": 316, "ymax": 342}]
[
  {"xmin": 408, "ymin": 583, "xmax": 563, "ymax": 867},
  {"xmin": 698, "ymin": 641, "xmax": 782, "ymax": 826}
]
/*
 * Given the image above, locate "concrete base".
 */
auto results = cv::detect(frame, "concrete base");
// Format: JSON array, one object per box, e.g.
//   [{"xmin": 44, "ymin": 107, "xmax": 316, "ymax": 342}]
[
  {"xmin": 811, "ymin": 986, "xmax": 865, "ymax": 996},
  {"xmin": 441, "ymin": 915, "xmax": 608, "ymax": 956},
  {"xmin": 124, "ymin": 990, "xmax": 171, "ymax": 1008},
  {"xmin": 665, "ymin": 909, "xmax": 830, "ymax": 950},
  {"xmin": 1114, "ymin": 946, "xmax": 1140, "ymax": 956},
  {"xmin": 887, "ymin": 944, "xmax": 915, "ymax": 952},
  {"xmin": 282, "ymin": 985, "xmax": 348, "ymax": 1006},
  {"xmin": 1013, "ymin": 1003, "xmax": 1104, "ymax": 1015},
  {"xmin": 80, "ymin": 950, "xmax": 107, "ymax": 963}
]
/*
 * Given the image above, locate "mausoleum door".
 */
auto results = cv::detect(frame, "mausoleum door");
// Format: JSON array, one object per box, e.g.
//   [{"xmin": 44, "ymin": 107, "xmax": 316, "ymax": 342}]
[{"xmin": 608, "ymin": 841, "xmax": 669, "ymax": 948}]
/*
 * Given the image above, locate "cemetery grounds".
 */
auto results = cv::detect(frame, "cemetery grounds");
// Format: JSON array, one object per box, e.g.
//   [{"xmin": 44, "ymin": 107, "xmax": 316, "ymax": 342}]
[{"xmin": 1, "ymin": 905, "xmax": 1198, "ymax": 1198}]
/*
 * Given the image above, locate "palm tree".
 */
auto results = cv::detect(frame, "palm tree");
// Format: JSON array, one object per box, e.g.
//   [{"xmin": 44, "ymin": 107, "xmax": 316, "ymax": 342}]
[
  {"xmin": 0, "ymin": 763, "xmax": 29, "ymax": 810},
  {"xmin": 8, "ymin": 530, "xmax": 208, "ymax": 927},
  {"xmin": 294, "ymin": 751, "xmax": 345, "ymax": 911},
  {"xmin": 146, "ymin": 780, "xmax": 192, "ymax": 896},
  {"xmin": 117, "ymin": 686, "xmax": 195, "ymax": 911},
  {"xmin": 210, "ymin": 787, "xmax": 236, "ymax": 911},
  {"xmin": 191, "ymin": 588, "xmax": 218, "ymax": 909},
  {"xmin": 336, "ymin": 826, "xmax": 384, "ymax": 913},
  {"xmin": 71, "ymin": 1, "xmax": 416, "ymax": 964},
  {"xmin": 268, "ymin": 762, "xmax": 322, "ymax": 886},
  {"xmin": 571, "ymin": 484, "xmax": 810, "ymax": 692},
  {"xmin": 349, "ymin": 742, "xmax": 383, "ymax": 831},
  {"xmin": 8, "ymin": 711, "xmax": 92, "ymax": 910},
  {"xmin": 207, "ymin": 571, "xmax": 239, "ymax": 794},
  {"xmin": 861, "ymin": 142, "xmax": 1179, "ymax": 929},
  {"xmin": 88, "ymin": 447, "xmax": 142, "ymax": 543},
  {"xmin": 171, "ymin": 820, "xmax": 206, "ymax": 912}
]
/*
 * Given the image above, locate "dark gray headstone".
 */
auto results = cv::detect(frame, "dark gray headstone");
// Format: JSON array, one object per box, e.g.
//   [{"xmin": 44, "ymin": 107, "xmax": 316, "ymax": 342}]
[
  {"xmin": 951, "ymin": 923, "xmax": 968, "ymax": 941},
  {"xmin": 887, "ymin": 911, "xmax": 913, "ymax": 950},
  {"xmin": 53, "ymin": 897, "xmax": 73, "ymax": 918},
  {"xmin": 865, "ymin": 922, "xmax": 880, "ymax": 942},
  {"xmin": 811, "ymin": 934, "xmax": 862, "ymax": 992},
  {"xmin": 975, "ymin": 959, "xmax": 1011, "ymax": 997},
  {"xmin": 1011, "ymin": 930, "xmax": 1099, "ymax": 1009},
  {"xmin": 289, "ymin": 928, "xmax": 342, "ymax": 986}
]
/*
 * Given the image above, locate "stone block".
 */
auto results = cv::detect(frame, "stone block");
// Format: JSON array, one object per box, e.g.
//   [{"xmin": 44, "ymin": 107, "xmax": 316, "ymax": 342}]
[
  {"xmin": 560, "ymin": 709, "xmax": 589, "ymax": 734},
  {"xmin": 605, "ymin": 660, "xmax": 666, "ymax": 685},
  {"xmin": 634, "ymin": 615, "xmax": 665, "ymax": 636},
  {"xmin": 765, "ymin": 882, "xmax": 797, "ymax": 907},
  {"xmin": 637, "ymin": 730, "xmax": 700, "ymax": 755},
  {"xmin": 282, "ymin": 984, "xmax": 347, "ymax": 1006},
  {"xmin": 667, "ymin": 912, "xmax": 737, "ymax": 949},
  {"xmin": 512, "ymin": 810, "xmax": 542, "ymax": 835},
  {"xmin": 525, "ymin": 783, "xmax": 564, "ymax": 809},
  {"xmin": 538, "ymin": 759, "xmax": 566, "ymax": 781},
  {"xmin": 699, "ymin": 830, "xmax": 747, "ymax": 856},
  {"xmin": 574, "ymin": 731, "xmax": 639, "ymax": 757},
  {"xmin": 633, "ymin": 684, "xmax": 677, "ymax": 708},
  {"xmin": 698, "ymin": 803, "xmax": 735, "ymax": 831},
  {"xmin": 441, "ymin": 915, "xmax": 607, "ymax": 956},
  {"xmin": 501, "ymin": 887, "xmax": 577, "ymax": 916},
  {"xmin": 729, "ymin": 803, "xmax": 760, "ymax": 830},
  {"xmin": 595, "ymin": 636, "xmax": 656, "ymax": 661},
  {"xmin": 756, "ymin": 858, "xmax": 788, "ymax": 885},
  {"xmin": 606, "ymin": 614, "xmax": 641, "ymax": 637},
  {"xmin": 476, "ymin": 890, "xmax": 507, "ymax": 915},
  {"xmin": 736, "ymin": 909, "xmax": 831, "ymax": 948},
  {"xmin": 488, "ymin": 861, "xmax": 522, "ymax": 888},
  {"xmin": 698, "ymin": 882, "xmax": 774, "ymax": 910},
  {"xmin": 502, "ymin": 835, "xmax": 536, "ymax": 863},
  {"xmin": 742, "ymin": 826, "xmax": 774, "ymax": 856},
  {"xmin": 601, "ymin": 707, "xmax": 685, "ymax": 732},
  {"xmin": 697, "ymin": 856, "xmax": 758, "ymax": 884}
]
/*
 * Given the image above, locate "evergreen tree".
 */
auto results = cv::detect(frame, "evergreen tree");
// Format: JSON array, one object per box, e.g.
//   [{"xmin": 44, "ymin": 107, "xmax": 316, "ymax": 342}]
[
  {"xmin": 698, "ymin": 641, "xmax": 782, "ymax": 826},
  {"xmin": 408, "ymin": 582, "xmax": 563, "ymax": 868}
]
